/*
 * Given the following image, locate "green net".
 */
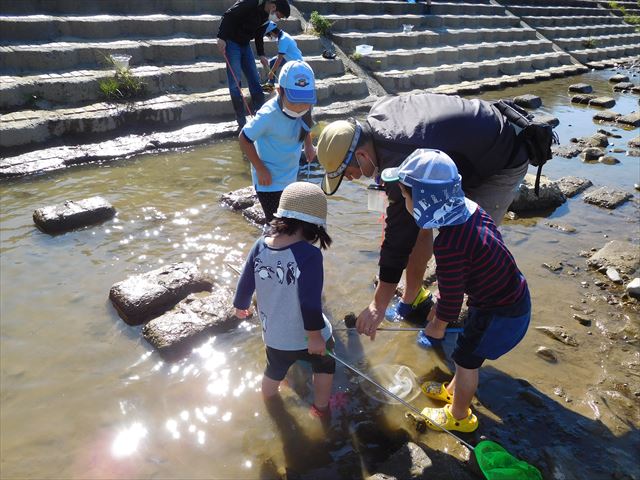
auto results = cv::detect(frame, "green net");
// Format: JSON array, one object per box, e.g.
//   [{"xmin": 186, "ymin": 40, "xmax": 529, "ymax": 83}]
[{"xmin": 475, "ymin": 440, "xmax": 543, "ymax": 480}]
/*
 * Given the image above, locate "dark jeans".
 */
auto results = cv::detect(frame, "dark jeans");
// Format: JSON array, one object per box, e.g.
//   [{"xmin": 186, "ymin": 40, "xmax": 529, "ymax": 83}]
[
  {"xmin": 224, "ymin": 40, "xmax": 265, "ymax": 126},
  {"xmin": 257, "ymin": 190, "xmax": 283, "ymax": 224}
]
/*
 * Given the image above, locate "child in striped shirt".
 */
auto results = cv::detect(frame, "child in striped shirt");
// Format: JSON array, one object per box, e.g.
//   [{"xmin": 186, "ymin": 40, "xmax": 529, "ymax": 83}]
[{"xmin": 380, "ymin": 148, "xmax": 531, "ymax": 433}]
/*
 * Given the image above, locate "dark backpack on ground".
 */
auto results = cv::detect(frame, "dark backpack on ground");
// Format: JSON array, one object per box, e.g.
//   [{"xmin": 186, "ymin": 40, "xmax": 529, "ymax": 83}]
[{"xmin": 493, "ymin": 100, "xmax": 559, "ymax": 196}]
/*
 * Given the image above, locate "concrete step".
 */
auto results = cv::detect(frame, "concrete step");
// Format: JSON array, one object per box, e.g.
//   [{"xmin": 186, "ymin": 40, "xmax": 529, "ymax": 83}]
[
  {"xmin": 524, "ymin": 15, "xmax": 625, "ymax": 27},
  {"xmin": 506, "ymin": 5, "xmax": 605, "ymax": 16},
  {"xmin": 0, "ymin": 14, "xmax": 302, "ymax": 42},
  {"xmin": 358, "ymin": 39, "xmax": 555, "ymax": 71},
  {"xmin": 0, "ymin": 0, "xmax": 238, "ymax": 15},
  {"xmin": 536, "ymin": 24, "xmax": 637, "ymax": 39},
  {"xmin": 0, "ymin": 74, "xmax": 369, "ymax": 148},
  {"xmin": 553, "ymin": 33, "xmax": 640, "ymax": 50},
  {"xmin": 292, "ymin": 0, "xmax": 504, "ymax": 16},
  {"xmin": 500, "ymin": 0, "xmax": 600, "ymax": 7},
  {"xmin": 372, "ymin": 51, "xmax": 574, "ymax": 93},
  {"xmin": 0, "ymin": 35, "xmax": 324, "ymax": 74},
  {"xmin": 326, "ymin": 14, "xmax": 521, "ymax": 32},
  {"xmin": 332, "ymin": 27, "xmax": 538, "ymax": 52},
  {"xmin": 570, "ymin": 43, "xmax": 640, "ymax": 63},
  {"xmin": 424, "ymin": 63, "xmax": 589, "ymax": 95},
  {"xmin": 0, "ymin": 55, "xmax": 345, "ymax": 110}
]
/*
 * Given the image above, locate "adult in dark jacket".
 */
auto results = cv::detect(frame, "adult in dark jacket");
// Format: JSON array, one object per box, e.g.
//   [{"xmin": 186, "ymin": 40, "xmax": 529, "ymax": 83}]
[
  {"xmin": 217, "ymin": 0, "xmax": 291, "ymax": 129},
  {"xmin": 316, "ymin": 93, "xmax": 529, "ymax": 339}
]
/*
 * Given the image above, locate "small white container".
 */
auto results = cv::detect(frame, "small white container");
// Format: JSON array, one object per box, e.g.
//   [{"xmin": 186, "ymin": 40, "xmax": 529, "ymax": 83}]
[
  {"xmin": 402, "ymin": 24, "xmax": 414, "ymax": 33},
  {"xmin": 355, "ymin": 44, "xmax": 374, "ymax": 56},
  {"xmin": 111, "ymin": 54, "xmax": 132, "ymax": 70},
  {"xmin": 367, "ymin": 184, "xmax": 387, "ymax": 213}
]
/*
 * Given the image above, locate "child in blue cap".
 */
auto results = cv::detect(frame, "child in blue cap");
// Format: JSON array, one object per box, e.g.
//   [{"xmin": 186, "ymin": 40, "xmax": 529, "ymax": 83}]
[
  {"xmin": 381, "ymin": 149, "xmax": 531, "ymax": 433},
  {"xmin": 239, "ymin": 60, "xmax": 317, "ymax": 223},
  {"xmin": 264, "ymin": 21, "xmax": 304, "ymax": 85}
]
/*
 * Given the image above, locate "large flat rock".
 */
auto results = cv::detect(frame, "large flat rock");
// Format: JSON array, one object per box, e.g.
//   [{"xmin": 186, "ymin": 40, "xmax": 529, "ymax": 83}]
[
  {"xmin": 587, "ymin": 240, "xmax": 639, "ymax": 276},
  {"xmin": 583, "ymin": 186, "xmax": 632, "ymax": 209},
  {"xmin": 142, "ymin": 288, "xmax": 241, "ymax": 360},
  {"xmin": 509, "ymin": 174, "xmax": 566, "ymax": 213},
  {"xmin": 557, "ymin": 176, "xmax": 593, "ymax": 197},
  {"xmin": 33, "ymin": 196, "xmax": 115, "ymax": 234},
  {"xmin": 109, "ymin": 262, "xmax": 214, "ymax": 325}
]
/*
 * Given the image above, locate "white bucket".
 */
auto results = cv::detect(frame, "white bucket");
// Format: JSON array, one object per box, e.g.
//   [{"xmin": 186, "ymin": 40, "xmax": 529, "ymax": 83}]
[
  {"xmin": 402, "ymin": 24, "xmax": 414, "ymax": 33},
  {"xmin": 111, "ymin": 54, "xmax": 132, "ymax": 70},
  {"xmin": 355, "ymin": 44, "xmax": 373, "ymax": 56}
]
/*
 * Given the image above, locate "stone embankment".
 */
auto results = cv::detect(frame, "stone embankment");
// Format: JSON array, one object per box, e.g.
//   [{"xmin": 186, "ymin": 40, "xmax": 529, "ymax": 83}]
[{"xmin": 1, "ymin": 0, "xmax": 639, "ymax": 174}]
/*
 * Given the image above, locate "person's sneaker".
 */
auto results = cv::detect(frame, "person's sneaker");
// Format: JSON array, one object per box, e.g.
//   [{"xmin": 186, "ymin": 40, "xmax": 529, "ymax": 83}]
[
  {"xmin": 420, "ymin": 404, "xmax": 478, "ymax": 433},
  {"xmin": 391, "ymin": 286, "xmax": 434, "ymax": 326}
]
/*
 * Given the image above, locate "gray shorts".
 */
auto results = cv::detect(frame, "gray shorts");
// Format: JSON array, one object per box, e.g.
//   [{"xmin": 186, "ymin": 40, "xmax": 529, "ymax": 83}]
[{"xmin": 465, "ymin": 161, "xmax": 529, "ymax": 226}]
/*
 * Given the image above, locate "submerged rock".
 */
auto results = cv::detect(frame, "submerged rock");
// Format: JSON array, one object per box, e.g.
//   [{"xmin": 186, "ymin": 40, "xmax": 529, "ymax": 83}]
[
  {"xmin": 609, "ymin": 74, "xmax": 630, "ymax": 83},
  {"xmin": 568, "ymin": 83, "xmax": 593, "ymax": 93},
  {"xmin": 514, "ymin": 94, "xmax": 542, "ymax": 109},
  {"xmin": 626, "ymin": 278, "xmax": 640, "ymax": 299},
  {"xmin": 220, "ymin": 186, "xmax": 258, "ymax": 210},
  {"xmin": 536, "ymin": 346, "xmax": 558, "ymax": 362},
  {"xmin": 571, "ymin": 94, "xmax": 616, "ymax": 109},
  {"xmin": 613, "ymin": 82, "xmax": 635, "ymax": 92},
  {"xmin": 556, "ymin": 176, "xmax": 593, "ymax": 197},
  {"xmin": 509, "ymin": 174, "xmax": 566, "ymax": 213},
  {"xmin": 581, "ymin": 147, "xmax": 605, "ymax": 162},
  {"xmin": 372, "ymin": 442, "xmax": 433, "ymax": 480},
  {"xmin": 535, "ymin": 326, "xmax": 579, "ymax": 346},
  {"xmin": 109, "ymin": 262, "xmax": 214, "ymax": 325},
  {"xmin": 33, "ymin": 196, "xmax": 116, "ymax": 234},
  {"xmin": 598, "ymin": 156, "xmax": 620, "ymax": 165},
  {"xmin": 587, "ymin": 240, "xmax": 639, "ymax": 275},
  {"xmin": 142, "ymin": 289, "xmax": 241, "ymax": 360},
  {"xmin": 583, "ymin": 187, "xmax": 632, "ymax": 209}
]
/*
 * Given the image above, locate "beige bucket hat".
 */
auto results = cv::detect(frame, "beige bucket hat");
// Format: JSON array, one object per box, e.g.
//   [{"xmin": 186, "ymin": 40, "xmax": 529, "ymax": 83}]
[{"xmin": 275, "ymin": 182, "xmax": 327, "ymax": 227}]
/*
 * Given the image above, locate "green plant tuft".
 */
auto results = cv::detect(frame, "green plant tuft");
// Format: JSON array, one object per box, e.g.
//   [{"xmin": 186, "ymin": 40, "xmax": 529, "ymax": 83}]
[
  {"xmin": 309, "ymin": 11, "xmax": 332, "ymax": 36},
  {"xmin": 350, "ymin": 52, "xmax": 362, "ymax": 62},
  {"xmin": 582, "ymin": 37, "xmax": 598, "ymax": 48},
  {"xmin": 98, "ymin": 54, "xmax": 147, "ymax": 102}
]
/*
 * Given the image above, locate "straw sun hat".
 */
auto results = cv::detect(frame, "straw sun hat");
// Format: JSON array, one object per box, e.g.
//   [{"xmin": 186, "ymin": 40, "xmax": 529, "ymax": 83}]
[{"xmin": 274, "ymin": 182, "xmax": 327, "ymax": 227}]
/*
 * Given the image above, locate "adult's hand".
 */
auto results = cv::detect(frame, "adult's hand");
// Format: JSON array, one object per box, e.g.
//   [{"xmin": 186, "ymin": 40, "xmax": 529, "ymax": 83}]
[
  {"xmin": 217, "ymin": 39, "xmax": 226, "ymax": 55},
  {"xmin": 259, "ymin": 56, "xmax": 269, "ymax": 70},
  {"xmin": 256, "ymin": 166, "xmax": 272, "ymax": 186},
  {"xmin": 356, "ymin": 302, "xmax": 384, "ymax": 341}
]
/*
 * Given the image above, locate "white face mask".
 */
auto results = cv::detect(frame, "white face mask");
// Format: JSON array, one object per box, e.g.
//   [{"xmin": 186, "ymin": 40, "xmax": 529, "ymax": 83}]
[
  {"xmin": 269, "ymin": 13, "xmax": 279, "ymax": 22},
  {"xmin": 282, "ymin": 106, "xmax": 308, "ymax": 118},
  {"xmin": 356, "ymin": 153, "xmax": 378, "ymax": 179}
]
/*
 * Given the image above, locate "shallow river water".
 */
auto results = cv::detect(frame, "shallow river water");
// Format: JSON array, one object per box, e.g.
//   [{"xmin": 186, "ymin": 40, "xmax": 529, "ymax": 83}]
[{"xmin": 1, "ymin": 69, "xmax": 639, "ymax": 479}]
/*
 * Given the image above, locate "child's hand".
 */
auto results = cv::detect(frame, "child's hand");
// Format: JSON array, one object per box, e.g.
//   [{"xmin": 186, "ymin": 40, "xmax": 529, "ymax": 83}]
[
  {"xmin": 259, "ymin": 56, "xmax": 269, "ymax": 69},
  {"xmin": 256, "ymin": 166, "xmax": 272, "ymax": 186},
  {"xmin": 307, "ymin": 331, "xmax": 326, "ymax": 356},
  {"xmin": 304, "ymin": 144, "xmax": 317, "ymax": 163},
  {"xmin": 235, "ymin": 308, "xmax": 252, "ymax": 319}
]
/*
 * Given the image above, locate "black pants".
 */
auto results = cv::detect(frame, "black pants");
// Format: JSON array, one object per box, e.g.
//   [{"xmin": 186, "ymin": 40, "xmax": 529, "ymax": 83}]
[{"xmin": 257, "ymin": 191, "xmax": 283, "ymax": 224}]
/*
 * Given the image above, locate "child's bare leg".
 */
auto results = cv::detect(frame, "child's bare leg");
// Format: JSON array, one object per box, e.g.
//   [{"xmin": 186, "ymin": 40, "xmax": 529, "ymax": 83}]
[
  {"xmin": 262, "ymin": 376, "xmax": 281, "ymax": 399},
  {"xmin": 450, "ymin": 363, "xmax": 478, "ymax": 420},
  {"xmin": 312, "ymin": 373, "xmax": 333, "ymax": 409}
]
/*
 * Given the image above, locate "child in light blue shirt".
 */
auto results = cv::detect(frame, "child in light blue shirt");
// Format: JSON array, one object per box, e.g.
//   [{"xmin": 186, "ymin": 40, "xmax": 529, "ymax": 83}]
[
  {"xmin": 239, "ymin": 60, "xmax": 317, "ymax": 222},
  {"xmin": 264, "ymin": 21, "xmax": 304, "ymax": 85}
]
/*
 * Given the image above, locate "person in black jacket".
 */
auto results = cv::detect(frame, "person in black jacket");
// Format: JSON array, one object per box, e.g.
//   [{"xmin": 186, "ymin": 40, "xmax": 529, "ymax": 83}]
[
  {"xmin": 217, "ymin": 0, "xmax": 291, "ymax": 129},
  {"xmin": 316, "ymin": 93, "xmax": 529, "ymax": 339}
]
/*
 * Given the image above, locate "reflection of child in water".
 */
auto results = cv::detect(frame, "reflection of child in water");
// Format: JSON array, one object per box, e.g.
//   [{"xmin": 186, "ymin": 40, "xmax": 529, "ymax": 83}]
[
  {"xmin": 233, "ymin": 182, "xmax": 335, "ymax": 418},
  {"xmin": 381, "ymin": 149, "xmax": 531, "ymax": 433}
]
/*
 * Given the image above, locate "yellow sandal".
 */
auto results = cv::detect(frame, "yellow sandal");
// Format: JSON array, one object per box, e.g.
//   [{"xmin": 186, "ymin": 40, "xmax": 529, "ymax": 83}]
[
  {"xmin": 421, "ymin": 381, "xmax": 453, "ymax": 404},
  {"xmin": 420, "ymin": 404, "xmax": 478, "ymax": 433}
]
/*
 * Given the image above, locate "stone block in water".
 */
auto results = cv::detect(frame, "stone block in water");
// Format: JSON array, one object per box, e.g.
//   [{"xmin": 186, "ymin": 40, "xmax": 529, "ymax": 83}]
[
  {"xmin": 509, "ymin": 174, "xmax": 566, "ymax": 213},
  {"xmin": 556, "ymin": 176, "xmax": 593, "ymax": 198},
  {"xmin": 583, "ymin": 187, "xmax": 632, "ymax": 210},
  {"xmin": 587, "ymin": 240, "xmax": 639, "ymax": 276},
  {"xmin": 142, "ymin": 288, "xmax": 241, "ymax": 360},
  {"xmin": 109, "ymin": 262, "xmax": 214, "ymax": 325},
  {"xmin": 568, "ymin": 83, "xmax": 592, "ymax": 94},
  {"xmin": 220, "ymin": 186, "xmax": 257, "ymax": 210},
  {"xmin": 33, "ymin": 196, "xmax": 115, "ymax": 234},
  {"xmin": 514, "ymin": 94, "xmax": 542, "ymax": 109}
]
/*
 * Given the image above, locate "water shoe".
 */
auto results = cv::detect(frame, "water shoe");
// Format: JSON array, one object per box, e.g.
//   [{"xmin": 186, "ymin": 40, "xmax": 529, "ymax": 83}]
[
  {"xmin": 421, "ymin": 381, "xmax": 453, "ymax": 404},
  {"xmin": 420, "ymin": 404, "xmax": 478, "ymax": 433},
  {"xmin": 388, "ymin": 286, "xmax": 434, "ymax": 326}
]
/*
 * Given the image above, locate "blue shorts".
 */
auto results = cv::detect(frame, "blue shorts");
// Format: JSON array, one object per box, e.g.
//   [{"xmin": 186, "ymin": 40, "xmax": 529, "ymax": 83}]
[{"xmin": 452, "ymin": 288, "xmax": 531, "ymax": 369}]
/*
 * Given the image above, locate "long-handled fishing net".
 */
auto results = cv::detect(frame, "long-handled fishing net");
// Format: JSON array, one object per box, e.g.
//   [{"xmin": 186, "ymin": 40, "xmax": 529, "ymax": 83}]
[{"xmin": 328, "ymin": 350, "xmax": 543, "ymax": 480}]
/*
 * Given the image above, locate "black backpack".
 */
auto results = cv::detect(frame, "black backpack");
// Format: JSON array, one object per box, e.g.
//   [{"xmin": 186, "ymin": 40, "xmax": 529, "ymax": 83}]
[{"xmin": 493, "ymin": 100, "xmax": 559, "ymax": 196}]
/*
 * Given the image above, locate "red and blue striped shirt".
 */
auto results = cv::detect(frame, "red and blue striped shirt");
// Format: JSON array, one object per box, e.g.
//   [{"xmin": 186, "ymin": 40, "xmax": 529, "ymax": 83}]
[{"xmin": 434, "ymin": 207, "xmax": 527, "ymax": 323}]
